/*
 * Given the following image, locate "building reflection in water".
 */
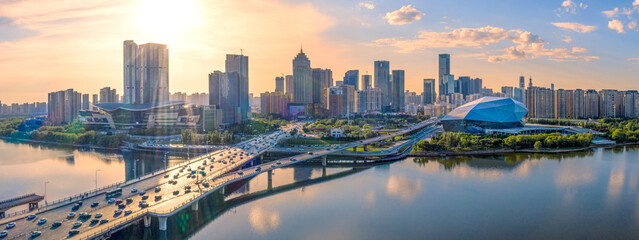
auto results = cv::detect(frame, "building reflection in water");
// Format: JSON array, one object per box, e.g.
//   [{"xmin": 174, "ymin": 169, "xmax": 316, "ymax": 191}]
[
  {"xmin": 248, "ymin": 206, "xmax": 281, "ymax": 234},
  {"xmin": 386, "ymin": 175, "xmax": 422, "ymax": 203}
]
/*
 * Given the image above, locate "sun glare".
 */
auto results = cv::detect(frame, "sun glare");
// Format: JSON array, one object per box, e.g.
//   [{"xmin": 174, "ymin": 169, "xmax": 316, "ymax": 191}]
[{"xmin": 137, "ymin": 0, "xmax": 200, "ymax": 45}]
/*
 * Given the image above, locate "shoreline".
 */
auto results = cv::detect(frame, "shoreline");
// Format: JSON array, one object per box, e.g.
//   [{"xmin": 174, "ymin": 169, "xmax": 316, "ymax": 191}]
[
  {"xmin": 0, "ymin": 136, "xmax": 121, "ymax": 151},
  {"xmin": 408, "ymin": 143, "xmax": 638, "ymax": 157}
]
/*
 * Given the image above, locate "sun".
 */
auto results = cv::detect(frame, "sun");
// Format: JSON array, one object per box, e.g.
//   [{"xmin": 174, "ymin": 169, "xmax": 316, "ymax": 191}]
[{"xmin": 136, "ymin": 0, "xmax": 201, "ymax": 45}]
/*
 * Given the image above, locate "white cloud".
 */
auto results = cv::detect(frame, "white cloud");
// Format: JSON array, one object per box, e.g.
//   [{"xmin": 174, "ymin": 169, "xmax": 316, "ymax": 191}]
[
  {"xmin": 629, "ymin": 57, "xmax": 639, "ymax": 64},
  {"xmin": 371, "ymin": 25, "xmax": 598, "ymax": 63},
  {"xmin": 556, "ymin": 0, "xmax": 587, "ymax": 15},
  {"xmin": 602, "ymin": 7, "xmax": 636, "ymax": 18},
  {"xmin": 635, "ymin": 0, "xmax": 639, "ymax": 6},
  {"xmin": 608, "ymin": 19, "xmax": 625, "ymax": 33},
  {"xmin": 551, "ymin": 22, "xmax": 597, "ymax": 33},
  {"xmin": 562, "ymin": 36, "xmax": 573, "ymax": 43},
  {"xmin": 384, "ymin": 5, "xmax": 424, "ymax": 25},
  {"xmin": 629, "ymin": 21, "xmax": 638, "ymax": 30},
  {"xmin": 359, "ymin": 2, "xmax": 375, "ymax": 10}
]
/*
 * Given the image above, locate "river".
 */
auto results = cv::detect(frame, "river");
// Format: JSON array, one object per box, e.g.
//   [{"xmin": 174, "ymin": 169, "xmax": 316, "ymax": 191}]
[{"xmin": 2, "ymin": 140, "xmax": 639, "ymax": 239}]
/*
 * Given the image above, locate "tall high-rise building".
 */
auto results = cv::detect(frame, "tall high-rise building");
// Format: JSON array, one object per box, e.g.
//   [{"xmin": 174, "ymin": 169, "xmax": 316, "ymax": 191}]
[
  {"xmin": 285, "ymin": 75, "xmax": 294, "ymax": 95},
  {"xmin": 423, "ymin": 79, "xmax": 436, "ymax": 105},
  {"xmin": 600, "ymin": 89, "xmax": 618, "ymax": 117},
  {"xmin": 312, "ymin": 68, "xmax": 332, "ymax": 108},
  {"xmin": 623, "ymin": 91, "xmax": 638, "ymax": 117},
  {"xmin": 123, "ymin": 40, "xmax": 169, "ymax": 105},
  {"xmin": 501, "ymin": 86, "xmax": 514, "ymax": 97},
  {"xmin": 443, "ymin": 75, "xmax": 455, "ymax": 95},
  {"xmin": 519, "ymin": 76, "xmax": 525, "ymax": 88},
  {"xmin": 438, "ymin": 54, "xmax": 450, "ymax": 96},
  {"xmin": 361, "ymin": 74, "xmax": 372, "ymax": 90},
  {"xmin": 391, "ymin": 70, "xmax": 405, "ymax": 112},
  {"xmin": 573, "ymin": 89, "xmax": 585, "ymax": 118},
  {"xmin": 99, "ymin": 87, "xmax": 117, "ymax": 103},
  {"xmin": 584, "ymin": 89, "xmax": 600, "ymax": 118},
  {"xmin": 374, "ymin": 60, "xmax": 391, "ymax": 109},
  {"xmin": 225, "ymin": 54, "xmax": 249, "ymax": 121},
  {"xmin": 48, "ymin": 89, "xmax": 81, "ymax": 125},
  {"xmin": 357, "ymin": 88, "xmax": 382, "ymax": 113},
  {"xmin": 292, "ymin": 49, "xmax": 312, "ymax": 104},
  {"xmin": 82, "ymin": 94, "xmax": 90, "ymax": 110},
  {"xmin": 275, "ymin": 76, "xmax": 285, "ymax": 92},
  {"xmin": 343, "ymin": 70, "xmax": 359, "ymax": 91},
  {"xmin": 92, "ymin": 94, "xmax": 98, "ymax": 110},
  {"xmin": 209, "ymin": 71, "xmax": 241, "ymax": 125}
]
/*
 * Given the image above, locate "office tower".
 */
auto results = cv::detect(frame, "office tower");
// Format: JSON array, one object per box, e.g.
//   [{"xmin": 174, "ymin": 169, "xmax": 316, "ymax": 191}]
[
  {"xmin": 405, "ymin": 91, "xmax": 421, "ymax": 105},
  {"xmin": 528, "ymin": 77, "xmax": 533, "ymax": 88},
  {"xmin": 343, "ymin": 70, "xmax": 359, "ymax": 91},
  {"xmin": 82, "ymin": 94, "xmax": 90, "ymax": 110},
  {"xmin": 361, "ymin": 75, "xmax": 372, "ymax": 90},
  {"xmin": 584, "ymin": 89, "xmax": 600, "ymax": 118},
  {"xmin": 260, "ymin": 91, "xmax": 291, "ymax": 116},
  {"xmin": 623, "ymin": 91, "xmax": 638, "ymax": 117},
  {"xmin": 551, "ymin": 83, "xmax": 554, "ymax": 91},
  {"xmin": 48, "ymin": 91, "xmax": 65, "ymax": 125},
  {"xmin": 423, "ymin": 79, "xmax": 436, "ymax": 105},
  {"xmin": 374, "ymin": 60, "xmax": 391, "ymax": 109},
  {"xmin": 391, "ymin": 70, "xmax": 405, "ymax": 112},
  {"xmin": 312, "ymin": 68, "xmax": 332, "ymax": 107},
  {"xmin": 292, "ymin": 49, "xmax": 312, "ymax": 104},
  {"xmin": 285, "ymin": 75, "xmax": 294, "ymax": 95},
  {"xmin": 123, "ymin": 41, "xmax": 170, "ymax": 105},
  {"xmin": 357, "ymin": 88, "xmax": 382, "ymax": 113},
  {"xmin": 99, "ymin": 87, "xmax": 117, "ymax": 103},
  {"xmin": 327, "ymin": 85, "xmax": 355, "ymax": 116},
  {"xmin": 501, "ymin": 86, "xmax": 514, "ymax": 98},
  {"xmin": 92, "ymin": 94, "xmax": 98, "ymax": 110},
  {"xmin": 471, "ymin": 78, "xmax": 483, "ymax": 95},
  {"xmin": 513, "ymin": 87, "xmax": 526, "ymax": 105},
  {"xmin": 275, "ymin": 76, "xmax": 285, "ymax": 92},
  {"xmin": 225, "ymin": 54, "xmax": 249, "ymax": 121},
  {"xmin": 443, "ymin": 75, "xmax": 455, "ymax": 95},
  {"xmin": 573, "ymin": 89, "xmax": 585, "ymax": 118},
  {"xmin": 209, "ymin": 71, "xmax": 241, "ymax": 125},
  {"xmin": 519, "ymin": 76, "xmax": 525, "ymax": 88},
  {"xmin": 123, "ymin": 40, "xmax": 140, "ymax": 104},
  {"xmin": 438, "ymin": 54, "xmax": 450, "ymax": 96}
]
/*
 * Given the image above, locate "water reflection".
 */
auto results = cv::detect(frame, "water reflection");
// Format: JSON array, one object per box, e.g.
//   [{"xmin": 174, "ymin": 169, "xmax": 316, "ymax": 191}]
[
  {"xmin": 386, "ymin": 175, "xmax": 422, "ymax": 202},
  {"xmin": 248, "ymin": 206, "xmax": 280, "ymax": 234}
]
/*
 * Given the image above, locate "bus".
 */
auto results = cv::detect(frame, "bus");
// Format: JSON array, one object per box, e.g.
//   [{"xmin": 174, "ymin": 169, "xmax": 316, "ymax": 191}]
[{"xmin": 105, "ymin": 188, "xmax": 122, "ymax": 199}]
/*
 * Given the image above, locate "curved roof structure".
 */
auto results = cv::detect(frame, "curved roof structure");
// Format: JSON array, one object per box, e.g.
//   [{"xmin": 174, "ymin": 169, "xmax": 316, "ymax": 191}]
[
  {"xmin": 442, "ymin": 97, "xmax": 527, "ymax": 123},
  {"xmin": 95, "ymin": 101, "xmax": 186, "ymax": 112}
]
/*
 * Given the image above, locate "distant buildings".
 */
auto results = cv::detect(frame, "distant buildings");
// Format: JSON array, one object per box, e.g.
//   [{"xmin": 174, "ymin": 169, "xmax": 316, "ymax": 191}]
[
  {"xmin": 209, "ymin": 71, "xmax": 241, "ymax": 125},
  {"xmin": 123, "ymin": 40, "xmax": 169, "ymax": 105},
  {"xmin": 275, "ymin": 76, "xmax": 285, "ymax": 92},
  {"xmin": 292, "ymin": 49, "xmax": 313, "ymax": 104},
  {"xmin": 374, "ymin": 60, "xmax": 391, "ymax": 110},
  {"xmin": 361, "ymin": 74, "xmax": 372, "ymax": 90},
  {"xmin": 423, "ymin": 79, "xmax": 436, "ymax": 105},
  {"xmin": 343, "ymin": 70, "xmax": 359, "ymax": 91},
  {"xmin": 438, "ymin": 54, "xmax": 450, "ymax": 97},
  {"xmin": 391, "ymin": 70, "xmax": 405, "ymax": 112},
  {"xmin": 0, "ymin": 101, "xmax": 46, "ymax": 116},
  {"xmin": 99, "ymin": 87, "xmax": 117, "ymax": 103},
  {"xmin": 260, "ymin": 91, "xmax": 291, "ymax": 116},
  {"xmin": 48, "ymin": 89, "xmax": 81, "ymax": 125},
  {"xmin": 225, "ymin": 54, "xmax": 249, "ymax": 121}
]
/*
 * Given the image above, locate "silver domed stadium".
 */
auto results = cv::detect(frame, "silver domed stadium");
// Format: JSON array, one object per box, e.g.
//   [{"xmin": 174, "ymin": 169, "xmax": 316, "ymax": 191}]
[{"xmin": 441, "ymin": 97, "xmax": 528, "ymax": 133}]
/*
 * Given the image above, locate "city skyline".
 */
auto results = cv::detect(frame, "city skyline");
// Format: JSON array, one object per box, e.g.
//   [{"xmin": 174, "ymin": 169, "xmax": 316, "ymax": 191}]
[{"xmin": 1, "ymin": 0, "xmax": 639, "ymax": 103}]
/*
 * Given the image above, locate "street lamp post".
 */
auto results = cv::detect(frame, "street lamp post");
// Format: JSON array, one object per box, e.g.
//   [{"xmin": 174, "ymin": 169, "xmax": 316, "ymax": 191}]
[
  {"xmin": 44, "ymin": 181, "xmax": 50, "ymax": 205},
  {"xmin": 95, "ymin": 169, "xmax": 101, "ymax": 191}
]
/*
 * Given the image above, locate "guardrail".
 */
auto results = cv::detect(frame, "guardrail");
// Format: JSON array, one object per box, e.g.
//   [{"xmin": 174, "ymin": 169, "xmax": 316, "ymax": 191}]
[
  {"xmin": 0, "ymin": 193, "xmax": 38, "ymax": 206},
  {"xmin": 79, "ymin": 209, "xmax": 149, "ymax": 240}
]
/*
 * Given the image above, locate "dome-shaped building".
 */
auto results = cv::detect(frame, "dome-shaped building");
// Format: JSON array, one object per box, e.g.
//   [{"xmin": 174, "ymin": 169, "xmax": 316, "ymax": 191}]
[{"xmin": 441, "ymin": 97, "xmax": 528, "ymax": 133}]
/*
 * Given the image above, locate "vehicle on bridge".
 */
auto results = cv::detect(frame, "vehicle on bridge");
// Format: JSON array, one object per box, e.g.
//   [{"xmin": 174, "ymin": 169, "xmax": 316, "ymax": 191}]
[{"xmin": 105, "ymin": 188, "xmax": 122, "ymax": 199}]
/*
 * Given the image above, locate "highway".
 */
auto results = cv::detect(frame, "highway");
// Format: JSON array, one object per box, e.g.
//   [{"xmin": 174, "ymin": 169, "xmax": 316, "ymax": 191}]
[
  {"xmin": 0, "ymin": 119, "xmax": 436, "ymax": 240},
  {"xmin": 0, "ymin": 123, "xmax": 302, "ymax": 240}
]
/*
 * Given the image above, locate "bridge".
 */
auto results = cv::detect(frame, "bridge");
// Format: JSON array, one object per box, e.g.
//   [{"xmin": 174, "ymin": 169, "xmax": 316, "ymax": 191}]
[
  {"xmin": 0, "ymin": 194, "xmax": 43, "ymax": 218},
  {"xmin": 0, "ymin": 119, "xmax": 438, "ymax": 240}
]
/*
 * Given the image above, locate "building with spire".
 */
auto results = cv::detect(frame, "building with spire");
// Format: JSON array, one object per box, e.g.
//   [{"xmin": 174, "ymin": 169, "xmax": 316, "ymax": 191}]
[{"xmin": 292, "ymin": 48, "xmax": 312, "ymax": 104}]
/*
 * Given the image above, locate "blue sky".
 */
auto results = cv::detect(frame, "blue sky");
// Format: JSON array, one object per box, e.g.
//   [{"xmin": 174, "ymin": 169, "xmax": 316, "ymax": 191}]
[{"xmin": 0, "ymin": 0, "xmax": 637, "ymax": 103}]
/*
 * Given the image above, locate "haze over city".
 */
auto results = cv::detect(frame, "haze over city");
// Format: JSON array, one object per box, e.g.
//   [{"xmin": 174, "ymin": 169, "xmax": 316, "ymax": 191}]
[{"xmin": 0, "ymin": 0, "xmax": 638, "ymax": 103}]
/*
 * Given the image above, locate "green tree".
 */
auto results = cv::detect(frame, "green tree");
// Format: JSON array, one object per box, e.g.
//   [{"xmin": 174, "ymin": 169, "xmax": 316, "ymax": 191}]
[{"xmin": 534, "ymin": 141, "xmax": 542, "ymax": 150}]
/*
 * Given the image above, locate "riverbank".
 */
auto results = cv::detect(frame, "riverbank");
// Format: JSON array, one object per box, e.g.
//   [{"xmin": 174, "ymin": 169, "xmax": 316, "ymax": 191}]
[
  {"xmin": 408, "ymin": 145, "xmax": 611, "ymax": 157},
  {"xmin": 0, "ymin": 136, "xmax": 121, "ymax": 151}
]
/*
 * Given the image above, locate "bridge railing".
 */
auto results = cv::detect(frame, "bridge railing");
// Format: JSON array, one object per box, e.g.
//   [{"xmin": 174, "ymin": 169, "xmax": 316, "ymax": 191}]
[
  {"xmin": 79, "ymin": 209, "xmax": 149, "ymax": 240},
  {"xmin": 0, "ymin": 193, "xmax": 37, "ymax": 206}
]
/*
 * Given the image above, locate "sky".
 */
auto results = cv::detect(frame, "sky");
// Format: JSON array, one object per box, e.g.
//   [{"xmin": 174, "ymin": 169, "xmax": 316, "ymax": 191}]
[{"xmin": 0, "ymin": 0, "xmax": 638, "ymax": 103}]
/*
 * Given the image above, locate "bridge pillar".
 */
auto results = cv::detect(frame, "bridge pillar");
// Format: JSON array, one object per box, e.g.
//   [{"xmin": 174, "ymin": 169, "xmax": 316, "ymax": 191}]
[
  {"xmin": 363, "ymin": 144, "xmax": 367, "ymax": 151},
  {"xmin": 143, "ymin": 215, "xmax": 151, "ymax": 228},
  {"xmin": 158, "ymin": 216, "xmax": 168, "ymax": 231},
  {"xmin": 191, "ymin": 201, "xmax": 199, "ymax": 211},
  {"xmin": 259, "ymin": 155, "xmax": 263, "ymax": 161},
  {"xmin": 267, "ymin": 170, "xmax": 273, "ymax": 190},
  {"xmin": 321, "ymin": 155, "xmax": 327, "ymax": 167},
  {"xmin": 0, "ymin": 211, "xmax": 4, "ymax": 218},
  {"xmin": 28, "ymin": 202, "xmax": 38, "ymax": 210},
  {"xmin": 322, "ymin": 167, "xmax": 326, "ymax": 177}
]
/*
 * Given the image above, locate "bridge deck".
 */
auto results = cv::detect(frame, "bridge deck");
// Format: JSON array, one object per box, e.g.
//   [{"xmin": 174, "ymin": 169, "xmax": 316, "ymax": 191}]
[{"xmin": 0, "ymin": 194, "xmax": 43, "ymax": 211}]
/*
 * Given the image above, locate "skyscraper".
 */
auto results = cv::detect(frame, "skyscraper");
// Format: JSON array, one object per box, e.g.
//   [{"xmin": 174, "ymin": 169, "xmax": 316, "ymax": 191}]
[
  {"xmin": 343, "ymin": 70, "xmax": 359, "ymax": 91},
  {"xmin": 123, "ymin": 41, "xmax": 170, "ymax": 105},
  {"xmin": 312, "ymin": 68, "xmax": 332, "ymax": 107},
  {"xmin": 82, "ymin": 94, "xmax": 90, "ymax": 110},
  {"xmin": 391, "ymin": 70, "xmax": 405, "ymax": 112},
  {"xmin": 92, "ymin": 94, "xmax": 98, "ymax": 110},
  {"xmin": 123, "ymin": 40, "xmax": 140, "ymax": 104},
  {"xmin": 99, "ymin": 87, "xmax": 117, "ymax": 103},
  {"xmin": 519, "ymin": 76, "xmax": 525, "ymax": 88},
  {"xmin": 292, "ymin": 49, "xmax": 312, "ymax": 104},
  {"xmin": 275, "ymin": 76, "xmax": 285, "ymax": 92},
  {"xmin": 209, "ymin": 71, "xmax": 241, "ymax": 125},
  {"xmin": 423, "ymin": 79, "xmax": 436, "ymax": 105},
  {"xmin": 374, "ymin": 61, "xmax": 390, "ymax": 109},
  {"xmin": 438, "ymin": 54, "xmax": 450, "ymax": 96},
  {"xmin": 285, "ymin": 75, "xmax": 294, "ymax": 95},
  {"xmin": 225, "ymin": 54, "xmax": 249, "ymax": 121},
  {"xmin": 361, "ymin": 74, "xmax": 372, "ymax": 90}
]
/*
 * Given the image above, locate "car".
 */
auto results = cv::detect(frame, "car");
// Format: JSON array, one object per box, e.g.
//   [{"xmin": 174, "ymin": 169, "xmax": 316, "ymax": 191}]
[
  {"xmin": 66, "ymin": 212, "xmax": 75, "ymax": 219},
  {"xmin": 202, "ymin": 182, "xmax": 210, "ymax": 188},
  {"xmin": 210, "ymin": 165, "xmax": 214, "ymax": 169},
  {"xmin": 71, "ymin": 204, "xmax": 80, "ymax": 211},
  {"xmin": 173, "ymin": 174, "xmax": 179, "ymax": 179},
  {"xmin": 179, "ymin": 169, "xmax": 184, "ymax": 173},
  {"xmin": 139, "ymin": 203, "xmax": 149, "ymax": 208},
  {"xmin": 126, "ymin": 198, "xmax": 133, "ymax": 204},
  {"xmin": 26, "ymin": 215, "xmax": 36, "ymax": 220},
  {"xmin": 78, "ymin": 212, "xmax": 91, "ymax": 219},
  {"xmin": 115, "ymin": 199, "xmax": 123, "ymax": 205},
  {"xmin": 94, "ymin": 213, "xmax": 103, "ymax": 218},
  {"xmin": 90, "ymin": 219, "xmax": 99, "ymax": 224},
  {"xmin": 5, "ymin": 222, "xmax": 15, "ymax": 229},
  {"xmin": 173, "ymin": 190, "xmax": 179, "ymax": 195},
  {"xmin": 100, "ymin": 219, "xmax": 109, "ymax": 224},
  {"xmin": 164, "ymin": 174, "xmax": 169, "ymax": 178},
  {"xmin": 290, "ymin": 158, "xmax": 296, "ymax": 162},
  {"xmin": 118, "ymin": 204, "xmax": 126, "ymax": 209},
  {"xmin": 0, "ymin": 231, "xmax": 8, "ymax": 238},
  {"xmin": 114, "ymin": 209, "xmax": 122, "ymax": 215},
  {"xmin": 154, "ymin": 195, "xmax": 162, "ymax": 201},
  {"xmin": 91, "ymin": 202, "xmax": 99, "ymax": 207},
  {"xmin": 141, "ymin": 195, "xmax": 149, "ymax": 200},
  {"xmin": 139, "ymin": 191, "xmax": 146, "ymax": 196},
  {"xmin": 155, "ymin": 187, "xmax": 161, "ymax": 193},
  {"xmin": 131, "ymin": 188, "xmax": 138, "ymax": 193},
  {"xmin": 72, "ymin": 222, "xmax": 82, "ymax": 228},
  {"xmin": 276, "ymin": 161, "xmax": 282, "ymax": 165},
  {"xmin": 107, "ymin": 198, "xmax": 115, "ymax": 204},
  {"xmin": 51, "ymin": 222, "xmax": 61, "ymax": 228},
  {"xmin": 185, "ymin": 188, "xmax": 191, "ymax": 194},
  {"xmin": 30, "ymin": 231, "xmax": 41, "ymax": 237},
  {"xmin": 124, "ymin": 210, "xmax": 132, "ymax": 215},
  {"xmin": 37, "ymin": 218, "xmax": 47, "ymax": 225},
  {"xmin": 237, "ymin": 171, "xmax": 244, "ymax": 175},
  {"xmin": 68, "ymin": 230, "xmax": 80, "ymax": 236},
  {"xmin": 271, "ymin": 164, "xmax": 276, "ymax": 168},
  {"xmin": 76, "ymin": 201, "xmax": 83, "ymax": 206}
]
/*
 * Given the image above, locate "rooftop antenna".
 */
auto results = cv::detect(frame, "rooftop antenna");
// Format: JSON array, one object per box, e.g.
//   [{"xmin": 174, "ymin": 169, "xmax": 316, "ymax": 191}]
[{"xmin": 240, "ymin": 49, "xmax": 244, "ymax": 56}]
